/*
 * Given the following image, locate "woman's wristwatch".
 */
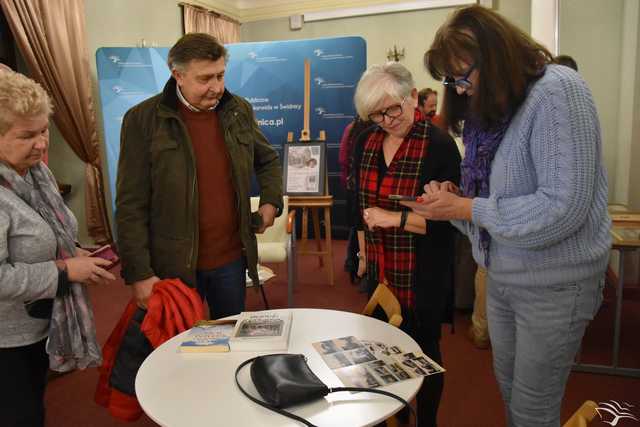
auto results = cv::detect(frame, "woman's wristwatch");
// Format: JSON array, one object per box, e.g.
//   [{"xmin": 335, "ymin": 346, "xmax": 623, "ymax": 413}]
[
  {"xmin": 356, "ymin": 252, "xmax": 365, "ymax": 261},
  {"xmin": 399, "ymin": 210, "xmax": 409, "ymax": 230}
]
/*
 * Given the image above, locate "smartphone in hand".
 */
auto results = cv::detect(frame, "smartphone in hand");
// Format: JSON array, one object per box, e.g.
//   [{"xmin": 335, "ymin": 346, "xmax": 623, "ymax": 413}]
[
  {"xmin": 90, "ymin": 244, "xmax": 119, "ymax": 270},
  {"xmin": 388, "ymin": 194, "xmax": 419, "ymax": 202}
]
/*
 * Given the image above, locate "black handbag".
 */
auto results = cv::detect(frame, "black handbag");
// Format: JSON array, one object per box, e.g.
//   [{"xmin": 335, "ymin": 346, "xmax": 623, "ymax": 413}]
[{"xmin": 235, "ymin": 353, "xmax": 416, "ymax": 427}]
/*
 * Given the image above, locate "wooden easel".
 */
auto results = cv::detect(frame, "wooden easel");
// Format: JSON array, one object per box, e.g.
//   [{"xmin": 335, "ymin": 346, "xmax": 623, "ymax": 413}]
[{"xmin": 287, "ymin": 59, "xmax": 334, "ymax": 286}]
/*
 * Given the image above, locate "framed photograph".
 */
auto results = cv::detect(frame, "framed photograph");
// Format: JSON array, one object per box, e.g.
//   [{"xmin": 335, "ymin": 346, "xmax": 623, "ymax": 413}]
[{"xmin": 282, "ymin": 142, "xmax": 326, "ymax": 196}]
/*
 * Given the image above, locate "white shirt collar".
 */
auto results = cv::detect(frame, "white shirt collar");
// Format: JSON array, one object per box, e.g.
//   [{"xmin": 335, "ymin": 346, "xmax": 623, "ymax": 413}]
[{"xmin": 176, "ymin": 85, "xmax": 218, "ymax": 112}]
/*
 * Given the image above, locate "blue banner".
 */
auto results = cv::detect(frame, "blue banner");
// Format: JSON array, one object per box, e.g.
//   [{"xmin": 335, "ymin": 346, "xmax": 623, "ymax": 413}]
[
  {"xmin": 96, "ymin": 37, "xmax": 366, "ymax": 238},
  {"xmin": 225, "ymin": 37, "xmax": 366, "ymax": 237},
  {"xmin": 96, "ymin": 47, "xmax": 170, "ymax": 210}
]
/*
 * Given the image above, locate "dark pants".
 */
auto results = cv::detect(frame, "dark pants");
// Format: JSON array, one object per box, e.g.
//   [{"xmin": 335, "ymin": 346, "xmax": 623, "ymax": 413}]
[
  {"xmin": 0, "ymin": 339, "xmax": 49, "ymax": 427},
  {"xmin": 412, "ymin": 335, "xmax": 444, "ymax": 427},
  {"xmin": 344, "ymin": 226, "xmax": 361, "ymax": 283},
  {"xmin": 196, "ymin": 257, "xmax": 246, "ymax": 319}
]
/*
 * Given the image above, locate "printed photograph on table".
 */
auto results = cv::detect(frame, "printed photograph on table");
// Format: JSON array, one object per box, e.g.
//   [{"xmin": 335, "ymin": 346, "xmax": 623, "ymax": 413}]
[
  {"xmin": 282, "ymin": 142, "xmax": 326, "ymax": 196},
  {"xmin": 314, "ymin": 336, "xmax": 445, "ymax": 389},
  {"xmin": 314, "ymin": 336, "xmax": 374, "ymax": 368},
  {"xmin": 346, "ymin": 347, "xmax": 378, "ymax": 364},
  {"xmin": 333, "ymin": 365, "xmax": 381, "ymax": 389}
]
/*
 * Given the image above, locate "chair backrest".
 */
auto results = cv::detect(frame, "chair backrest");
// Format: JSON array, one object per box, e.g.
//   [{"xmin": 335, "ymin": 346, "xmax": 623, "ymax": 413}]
[
  {"xmin": 562, "ymin": 401, "xmax": 598, "ymax": 427},
  {"xmin": 362, "ymin": 282, "xmax": 403, "ymax": 327},
  {"xmin": 250, "ymin": 196, "xmax": 289, "ymax": 244}
]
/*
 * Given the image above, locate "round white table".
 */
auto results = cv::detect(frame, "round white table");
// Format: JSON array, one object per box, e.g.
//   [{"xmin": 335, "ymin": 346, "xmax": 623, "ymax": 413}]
[{"xmin": 135, "ymin": 308, "xmax": 424, "ymax": 427}]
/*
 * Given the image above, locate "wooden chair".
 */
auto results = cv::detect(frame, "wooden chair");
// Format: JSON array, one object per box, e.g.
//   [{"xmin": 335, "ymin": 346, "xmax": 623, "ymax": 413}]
[
  {"xmin": 563, "ymin": 400, "xmax": 598, "ymax": 427},
  {"xmin": 362, "ymin": 282, "xmax": 403, "ymax": 327},
  {"xmin": 362, "ymin": 282, "xmax": 403, "ymax": 427}
]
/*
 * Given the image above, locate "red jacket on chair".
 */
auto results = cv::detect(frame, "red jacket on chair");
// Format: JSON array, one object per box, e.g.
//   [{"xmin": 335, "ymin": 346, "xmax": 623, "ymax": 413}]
[{"xmin": 95, "ymin": 279, "xmax": 204, "ymax": 421}]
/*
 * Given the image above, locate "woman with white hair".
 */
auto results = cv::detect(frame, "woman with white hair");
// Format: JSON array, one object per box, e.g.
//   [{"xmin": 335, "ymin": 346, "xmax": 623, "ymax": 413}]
[
  {"xmin": 0, "ymin": 71, "xmax": 115, "ymax": 427},
  {"xmin": 349, "ymin": 62, "xmax": 461, "ymax": 426}
]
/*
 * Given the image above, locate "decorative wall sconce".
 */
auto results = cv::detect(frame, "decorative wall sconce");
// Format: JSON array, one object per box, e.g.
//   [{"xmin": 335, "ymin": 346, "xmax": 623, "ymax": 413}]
[{"xmin": 386, "ymin": 45, "xmax": 405, "ymax": 62}]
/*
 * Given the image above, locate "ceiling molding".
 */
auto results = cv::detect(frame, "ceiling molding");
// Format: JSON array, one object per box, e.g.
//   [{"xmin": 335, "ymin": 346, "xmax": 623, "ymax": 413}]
[
  {"xmin": 198, "ymin": 0, "xmax": 471, "ymax": 23},
  {"xmin": 304, "ymin": 0, "xmax": 475, "ymax": 22}
]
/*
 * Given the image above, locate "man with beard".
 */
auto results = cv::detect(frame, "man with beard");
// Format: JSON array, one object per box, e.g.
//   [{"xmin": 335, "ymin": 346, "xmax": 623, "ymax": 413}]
[{"xmin": 418, "ymin": 87, "xmax": 445, "ymax": 129}]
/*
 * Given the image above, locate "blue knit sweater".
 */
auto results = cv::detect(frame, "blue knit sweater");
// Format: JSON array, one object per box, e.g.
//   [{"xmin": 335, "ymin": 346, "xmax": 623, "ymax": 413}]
[{"xmin": 455, "ymin": 65, "xmax": 611, "ymax": 286}]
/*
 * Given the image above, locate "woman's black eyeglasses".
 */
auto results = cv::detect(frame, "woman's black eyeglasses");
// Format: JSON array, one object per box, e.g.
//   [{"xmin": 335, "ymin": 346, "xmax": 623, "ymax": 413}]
[
  {"xmin": 368, "ymin": 97, "xmax": 407, "ymax": 124},
  {"xmin": 442, "ymin": 64, "xmax": 475, "ymax": 90}
]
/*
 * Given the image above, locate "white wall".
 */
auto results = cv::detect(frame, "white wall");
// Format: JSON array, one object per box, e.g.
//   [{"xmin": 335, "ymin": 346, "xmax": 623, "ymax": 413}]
[
  {"xmin": 559, "ymin": 0, "xmax": 630, "ymax": 204},
  {"xmin": 48, "ymin": 0, "xmax": 639, "ymax": 242},
  {"xmin": 241, "ymin": 1, "xmax": 531, "ymax": 100}
]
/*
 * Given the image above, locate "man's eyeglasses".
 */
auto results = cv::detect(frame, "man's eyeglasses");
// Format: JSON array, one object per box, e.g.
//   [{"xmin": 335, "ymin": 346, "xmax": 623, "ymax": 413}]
[
  {"xmin": 368, "ymin": 97, "xmax": 406, "ymax": 124},
  {"xmin": 442, "ymin": 64, "xmax": 475, "ymax": 90}
]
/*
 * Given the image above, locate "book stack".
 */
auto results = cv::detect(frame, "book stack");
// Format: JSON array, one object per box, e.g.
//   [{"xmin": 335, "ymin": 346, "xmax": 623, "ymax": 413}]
[{"xmin": 229, "ymin": 310, "xmax": 293, "ymax": 351}]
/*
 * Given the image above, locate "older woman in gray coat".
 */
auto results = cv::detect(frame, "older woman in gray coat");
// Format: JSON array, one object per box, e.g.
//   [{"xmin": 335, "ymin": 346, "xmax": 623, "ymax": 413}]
[{"xmin": 0, "ymin": 70, "xmax": 115, "ymax": 427}]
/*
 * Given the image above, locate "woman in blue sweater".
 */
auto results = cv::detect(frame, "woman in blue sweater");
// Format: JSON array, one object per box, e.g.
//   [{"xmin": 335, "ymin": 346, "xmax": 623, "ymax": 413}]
[{"xmin": 403, "ymin": 6, "xmax": 611, "ymax": 427}]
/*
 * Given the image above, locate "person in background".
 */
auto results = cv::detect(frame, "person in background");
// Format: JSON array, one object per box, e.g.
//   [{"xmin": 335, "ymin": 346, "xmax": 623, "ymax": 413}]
[
  {"xmin": 554, "ymin": 54, "xmax": 578, "ymax": 72},
  {"xmin": 116, "ymin": 33, "xmax": 282, "ymax": 320},
  {"xmin": 418, "ymin": 87, "xmax": 438, "ymax": 118},
  {"xmin": 350, "ymin": 62, "xmax": 461, "ymax": 426},
  {"xmin": 468, "ymin": 266, "xmax": 489, "ymax": 349},
  {"xmin": 339, "ymin": 117, "xmax": 373, "ymax": 189},
  {"xmin": 0, "ymin": 70, "xmax": 115, "ymax": 427},
  {"xmin": 418, "ymin": 87, "xmax": 446, "ymax": 130},
  {"xmin": 405, "ymin": 6, "xmax": 610, "ymax": 426},
  {"xmin": 339, "ymin": 116, "xmax": 374, "ymax": 285}
]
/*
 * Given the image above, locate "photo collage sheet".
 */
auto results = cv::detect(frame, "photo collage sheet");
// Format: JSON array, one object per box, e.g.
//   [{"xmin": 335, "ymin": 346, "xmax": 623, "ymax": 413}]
[{"xmin": 312, "ymin": 336, "xmax": 445, "ymax": 389}]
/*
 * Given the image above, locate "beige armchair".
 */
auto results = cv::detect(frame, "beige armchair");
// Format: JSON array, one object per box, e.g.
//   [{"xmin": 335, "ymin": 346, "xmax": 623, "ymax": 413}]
[{"xmin": 250, "ymin": 196, "xmax": 297, "ymax": 307}]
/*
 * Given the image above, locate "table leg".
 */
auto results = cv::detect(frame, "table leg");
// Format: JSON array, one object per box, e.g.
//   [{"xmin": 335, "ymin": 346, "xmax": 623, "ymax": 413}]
[
  {"xmin": 312, "ymin": 207, "xmax": 324, "ymax": 267},
  {"xmin": 287, "ymin": 231, "xmax": 296, "ymax": 308},
  {"xmin": 324, "ymin": 205, "xmax": 334, "ymax": 286},
  {"xmin": 612, "ymin": 250, "xmax": 625, "ymax": 368},
  {"xmin": 301, "ymin": 207, "xmax": 309, "ymax": 253},
  {"xmin": 572, "ymin": 247, "xmax": 640, "ymax": 378}
]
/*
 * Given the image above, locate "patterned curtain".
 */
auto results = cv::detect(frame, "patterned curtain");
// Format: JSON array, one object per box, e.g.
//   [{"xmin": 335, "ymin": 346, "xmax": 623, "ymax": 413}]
[
  {"xmin": 1, "ymin": 0, "xmax": 113, "ymax": 244},
  {"xmin": 182, "ymin": 3, "xmax": 240, "ymax": 43}
]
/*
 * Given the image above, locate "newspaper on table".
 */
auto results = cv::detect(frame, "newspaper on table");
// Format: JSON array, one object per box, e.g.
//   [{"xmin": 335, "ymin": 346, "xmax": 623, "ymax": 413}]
[{"xmin": 312, "ymin": 336, "xmax": 445, "ymax": 389}]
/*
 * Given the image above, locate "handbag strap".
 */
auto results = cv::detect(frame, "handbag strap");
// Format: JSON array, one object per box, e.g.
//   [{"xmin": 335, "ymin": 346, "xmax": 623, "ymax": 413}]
[{"xmin": 234, "ymin": 356, "xmax": 417, "ymax": 427}]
